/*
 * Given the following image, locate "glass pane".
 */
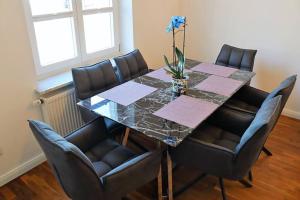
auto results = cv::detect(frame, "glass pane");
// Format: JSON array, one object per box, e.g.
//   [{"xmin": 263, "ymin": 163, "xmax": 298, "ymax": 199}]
[
  {"xmin": 29, "ymin": 0, "xmax": 72, "ymax": 16},
  {"xmin": 83, "ymin": 12, "xmax": 115, "ymax": 54},
  {"xmin": 34, "ymin": 18, "xmax": 77, "ymax": 66},
  {"xmin": 82, "ymin": 0, "xmax": 112, "ymax": 10}
]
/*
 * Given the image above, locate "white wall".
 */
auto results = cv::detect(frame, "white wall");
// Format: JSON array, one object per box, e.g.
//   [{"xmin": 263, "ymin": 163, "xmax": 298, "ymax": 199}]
[
  {"xmin": 132, "ymin": 0, "xmax": 180, "ymax": 68},
  {"xmin": 0, "ymin": 0, "xmax": 44, "ymax": 185},
  {"xmin": 179, "ymin": 0, "xmax": 300, "ymax": 118}
]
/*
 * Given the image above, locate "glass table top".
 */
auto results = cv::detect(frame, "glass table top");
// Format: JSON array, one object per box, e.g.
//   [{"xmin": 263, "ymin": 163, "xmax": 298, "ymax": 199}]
[{"xmin": 78, "ymin": 59, "xmax": 255, "ymax": 147}]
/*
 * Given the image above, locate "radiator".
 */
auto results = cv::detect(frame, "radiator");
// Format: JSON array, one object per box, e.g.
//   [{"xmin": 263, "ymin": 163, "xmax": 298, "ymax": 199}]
[{"xmin": 39, "ymin": 87, "xmax": 84, "ymax": 137}]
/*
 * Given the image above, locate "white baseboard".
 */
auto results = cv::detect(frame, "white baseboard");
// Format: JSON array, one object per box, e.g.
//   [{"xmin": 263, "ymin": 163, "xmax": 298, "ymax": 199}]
[
  {"xmin": 0, "ymin": 153, "xmax": 46, "ymax": 187},
  {"xmin": 282, "ymin": 108, "xmax": 300, "ymax": 120}
]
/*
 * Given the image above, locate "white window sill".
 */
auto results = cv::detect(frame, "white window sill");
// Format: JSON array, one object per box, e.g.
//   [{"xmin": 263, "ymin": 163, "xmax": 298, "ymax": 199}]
[
  {"xmin": 36, "ymin": 71, "xmax": 73, "ymax": 95},
  {"xmin": 35, "ymin": 50, "xmax": 133, "ymax": 95}
]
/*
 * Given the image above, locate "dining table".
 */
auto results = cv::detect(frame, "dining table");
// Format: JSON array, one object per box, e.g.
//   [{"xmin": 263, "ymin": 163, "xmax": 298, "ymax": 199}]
[{"xmin": 77, "ymin": 59, "xmax": 255, "ymax": 200}]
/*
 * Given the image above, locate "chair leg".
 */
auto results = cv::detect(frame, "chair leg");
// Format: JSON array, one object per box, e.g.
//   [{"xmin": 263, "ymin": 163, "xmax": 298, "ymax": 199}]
[
  {"xmin": 122, "ymin": 128, "xmax": 130, "ymax": 146},
  {"xmin": 248, "ymin": 170, "xmax": 253, "ymax": 182},
  {"xmin": 157, "ymin": 165, "xmax": 163, "ymax": 200},
  {"xmin": 238, "ymin": 179, "xmax": 253, "ymax": 188},
  {"xmin": 167, "ymin": 152, "xmax": 173, "ymax": 200},
  {"xmin": 218, "ymin": 178, "xmax": 227, "ymax": 200},
  {"xmin": 262, "ymin": 146, "xmax": 272, "ymax": 156}
]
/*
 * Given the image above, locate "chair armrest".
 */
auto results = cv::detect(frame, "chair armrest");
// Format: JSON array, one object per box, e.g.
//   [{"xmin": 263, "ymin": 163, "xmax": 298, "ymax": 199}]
[
  {"xmin": 171, "ymin": 138, "xmax": 234, "ymax": 178},
  {"xmin": 189, "ymin": 137, "xmax": 234, "ymax": 153},
  {"xmin": 233, "ymin": 85, "xmax": 269, "ymax": 107},
  {"xmin": 208, "ymin": 106, "xmax": 255, "ymax": 137},
  {"xmin": 65, "ymin": 117, "xmax": 109, "ymax": 152},
  {"xmin": 101, "ymin": 150, "xmax": 161, "ymax": 196}
]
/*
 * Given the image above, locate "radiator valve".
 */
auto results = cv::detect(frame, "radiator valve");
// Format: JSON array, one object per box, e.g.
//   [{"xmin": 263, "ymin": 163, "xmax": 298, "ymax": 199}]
[{"xmin": 33, "ymin": 99, "xmax": 43, "ymax": 106}]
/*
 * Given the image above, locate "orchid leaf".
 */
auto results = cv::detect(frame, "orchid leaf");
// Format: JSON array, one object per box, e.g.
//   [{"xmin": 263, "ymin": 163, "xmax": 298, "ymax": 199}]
[
  {"xmin": 175, "ymin": 47, "xmax": 185, "ymax": 77},
  {"xmin": 164, "ymin": 69, "xmax": 172, "ymax": 74},
  {"xmin": 163, "ymin": 55, "xmax": 171, "ymax": 68},
  {"xmin": 164, "ymin": 68, "xmax": 175, "ymax": 76},
  {"xmin": 164, "ymin": 55, "xmax": 179, "ymax": 76},
  {"xmin": 164, "ymin": 47, "xmax": 186, "ymax": 79},
  {"xmin": 164, "ymin": 68, "xmax": 180, "ymax": 79},
  {"xmin": 166, "ymin": 66, "xmax": 177, "ymax": 76}
]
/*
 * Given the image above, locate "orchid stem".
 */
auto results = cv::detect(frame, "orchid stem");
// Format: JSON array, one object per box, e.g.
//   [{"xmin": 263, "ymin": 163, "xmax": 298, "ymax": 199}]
[
  {"xmin": 183, "ymin": 20, "xmax": 186, "ymax": 61},
  {"xmin": 172, "ymin": 28, "xmax": 176, "ymax": 69}
]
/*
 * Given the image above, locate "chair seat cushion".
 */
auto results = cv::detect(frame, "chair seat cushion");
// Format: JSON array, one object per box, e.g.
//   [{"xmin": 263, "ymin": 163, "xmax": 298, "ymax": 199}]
[
  {"xmin": 85, "ymin": 139, "xmax": 136, "ymax": 177},
  {"xmin": 225, "ymin": 98, "xmax": 259, "ymax": 115},
  {"xmin": 191, "ymin": 123, "xmax": 241, "ymax": 151}
]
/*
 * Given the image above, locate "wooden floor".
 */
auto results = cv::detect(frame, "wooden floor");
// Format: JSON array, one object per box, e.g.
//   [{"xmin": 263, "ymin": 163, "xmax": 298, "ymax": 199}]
[{"xmin": 0, "ymin": 116, "xmax": 300, "ymax": 200}]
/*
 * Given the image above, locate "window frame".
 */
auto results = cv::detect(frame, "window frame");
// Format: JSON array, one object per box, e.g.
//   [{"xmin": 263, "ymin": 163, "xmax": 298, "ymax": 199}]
[{"xmin": 23, "ymin": 0, "xmax": 120, "ymax": 77}]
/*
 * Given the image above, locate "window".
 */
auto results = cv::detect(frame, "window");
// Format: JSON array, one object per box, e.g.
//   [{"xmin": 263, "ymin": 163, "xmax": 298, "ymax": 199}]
[{"xmin": 23, "ymin": 0, "xmax": 119, "ymax": 76}]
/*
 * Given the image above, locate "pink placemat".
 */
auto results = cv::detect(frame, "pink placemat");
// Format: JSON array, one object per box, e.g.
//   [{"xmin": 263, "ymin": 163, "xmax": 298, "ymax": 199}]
[
  {"xmin": 146, "ymin": 68, "xmax": 191, "ymax": 82},
  {"xmin": 194, "ymin": 75, "xmax": 243, "ymax": 96},
  {"xmin": 146, "ymin": 68, "xmax": 172, "ymax": 82},
  {"xmin": 191, "ymin": 63, "xmax": 237, "ymax": 77},
  {"xmin": 153, "ymin": 95, "xmax": 219, "ymax": 128},
  {"xmin": 98, "ymin": 81, "xmax": 157, "ymax": 106}
]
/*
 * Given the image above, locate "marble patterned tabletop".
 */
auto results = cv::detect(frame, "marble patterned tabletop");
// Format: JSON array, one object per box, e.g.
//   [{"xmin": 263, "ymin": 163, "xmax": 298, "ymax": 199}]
[{"xmin": 78, "ymin": 59, "xmax": 255, "ymax": 147}]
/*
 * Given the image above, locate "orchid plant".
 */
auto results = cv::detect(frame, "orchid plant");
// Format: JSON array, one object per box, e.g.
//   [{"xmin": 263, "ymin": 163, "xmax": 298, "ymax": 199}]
[
  {"xmin": 164, "ymin": 47, "xmax": 185, "ymax": 79},
  {"xmin": 164, "ymin": 16, "xmax": 187, "ymax": 79}
]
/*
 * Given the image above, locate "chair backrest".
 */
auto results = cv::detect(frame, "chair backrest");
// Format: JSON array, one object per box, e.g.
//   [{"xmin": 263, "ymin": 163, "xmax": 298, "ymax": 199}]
[
  {"xmin": 216, "ymin": 44, "xmax": 257, "ymax": 72},
  {"xmin": 113, "ymin": 49, "xmax": 149, "ymax": 83},
  {"xmin": 72, "ymin": 60, "xmax": 119, "ymax": 100},
  {"xmin": 233, "ymin": 96, "xmax": 281, "ymax": 179},
  {"xmin": 263, "ymin": 75, "xmax": 297, "ymax": 114},
  {"xmin": 28, "ymin": 120, "xmax": 104, "ymax": 200}
]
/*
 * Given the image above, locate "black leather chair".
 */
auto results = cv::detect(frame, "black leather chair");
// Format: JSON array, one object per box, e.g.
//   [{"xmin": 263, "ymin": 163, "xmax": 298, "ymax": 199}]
[
  {"xmin": 216, "ymin": 44, "xmax": 257, "ymax": 72},
  {"xmin": 28, "ymin": 118, "xmax": 162, "ymax": 200},
  {"xmin": 171, "ymin": 96, "xmax": 282, "ymax": 200},
  {"xmin": 113, "ymin": 49, "xmax": 151, "ymax": 83},
  {"xmin": 72, "ymin": 60, "xmax": 124, "ymax": 136},
  {"xmin": 225, "ymin": 75, "xmax": 297, "ymax": 155}
]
